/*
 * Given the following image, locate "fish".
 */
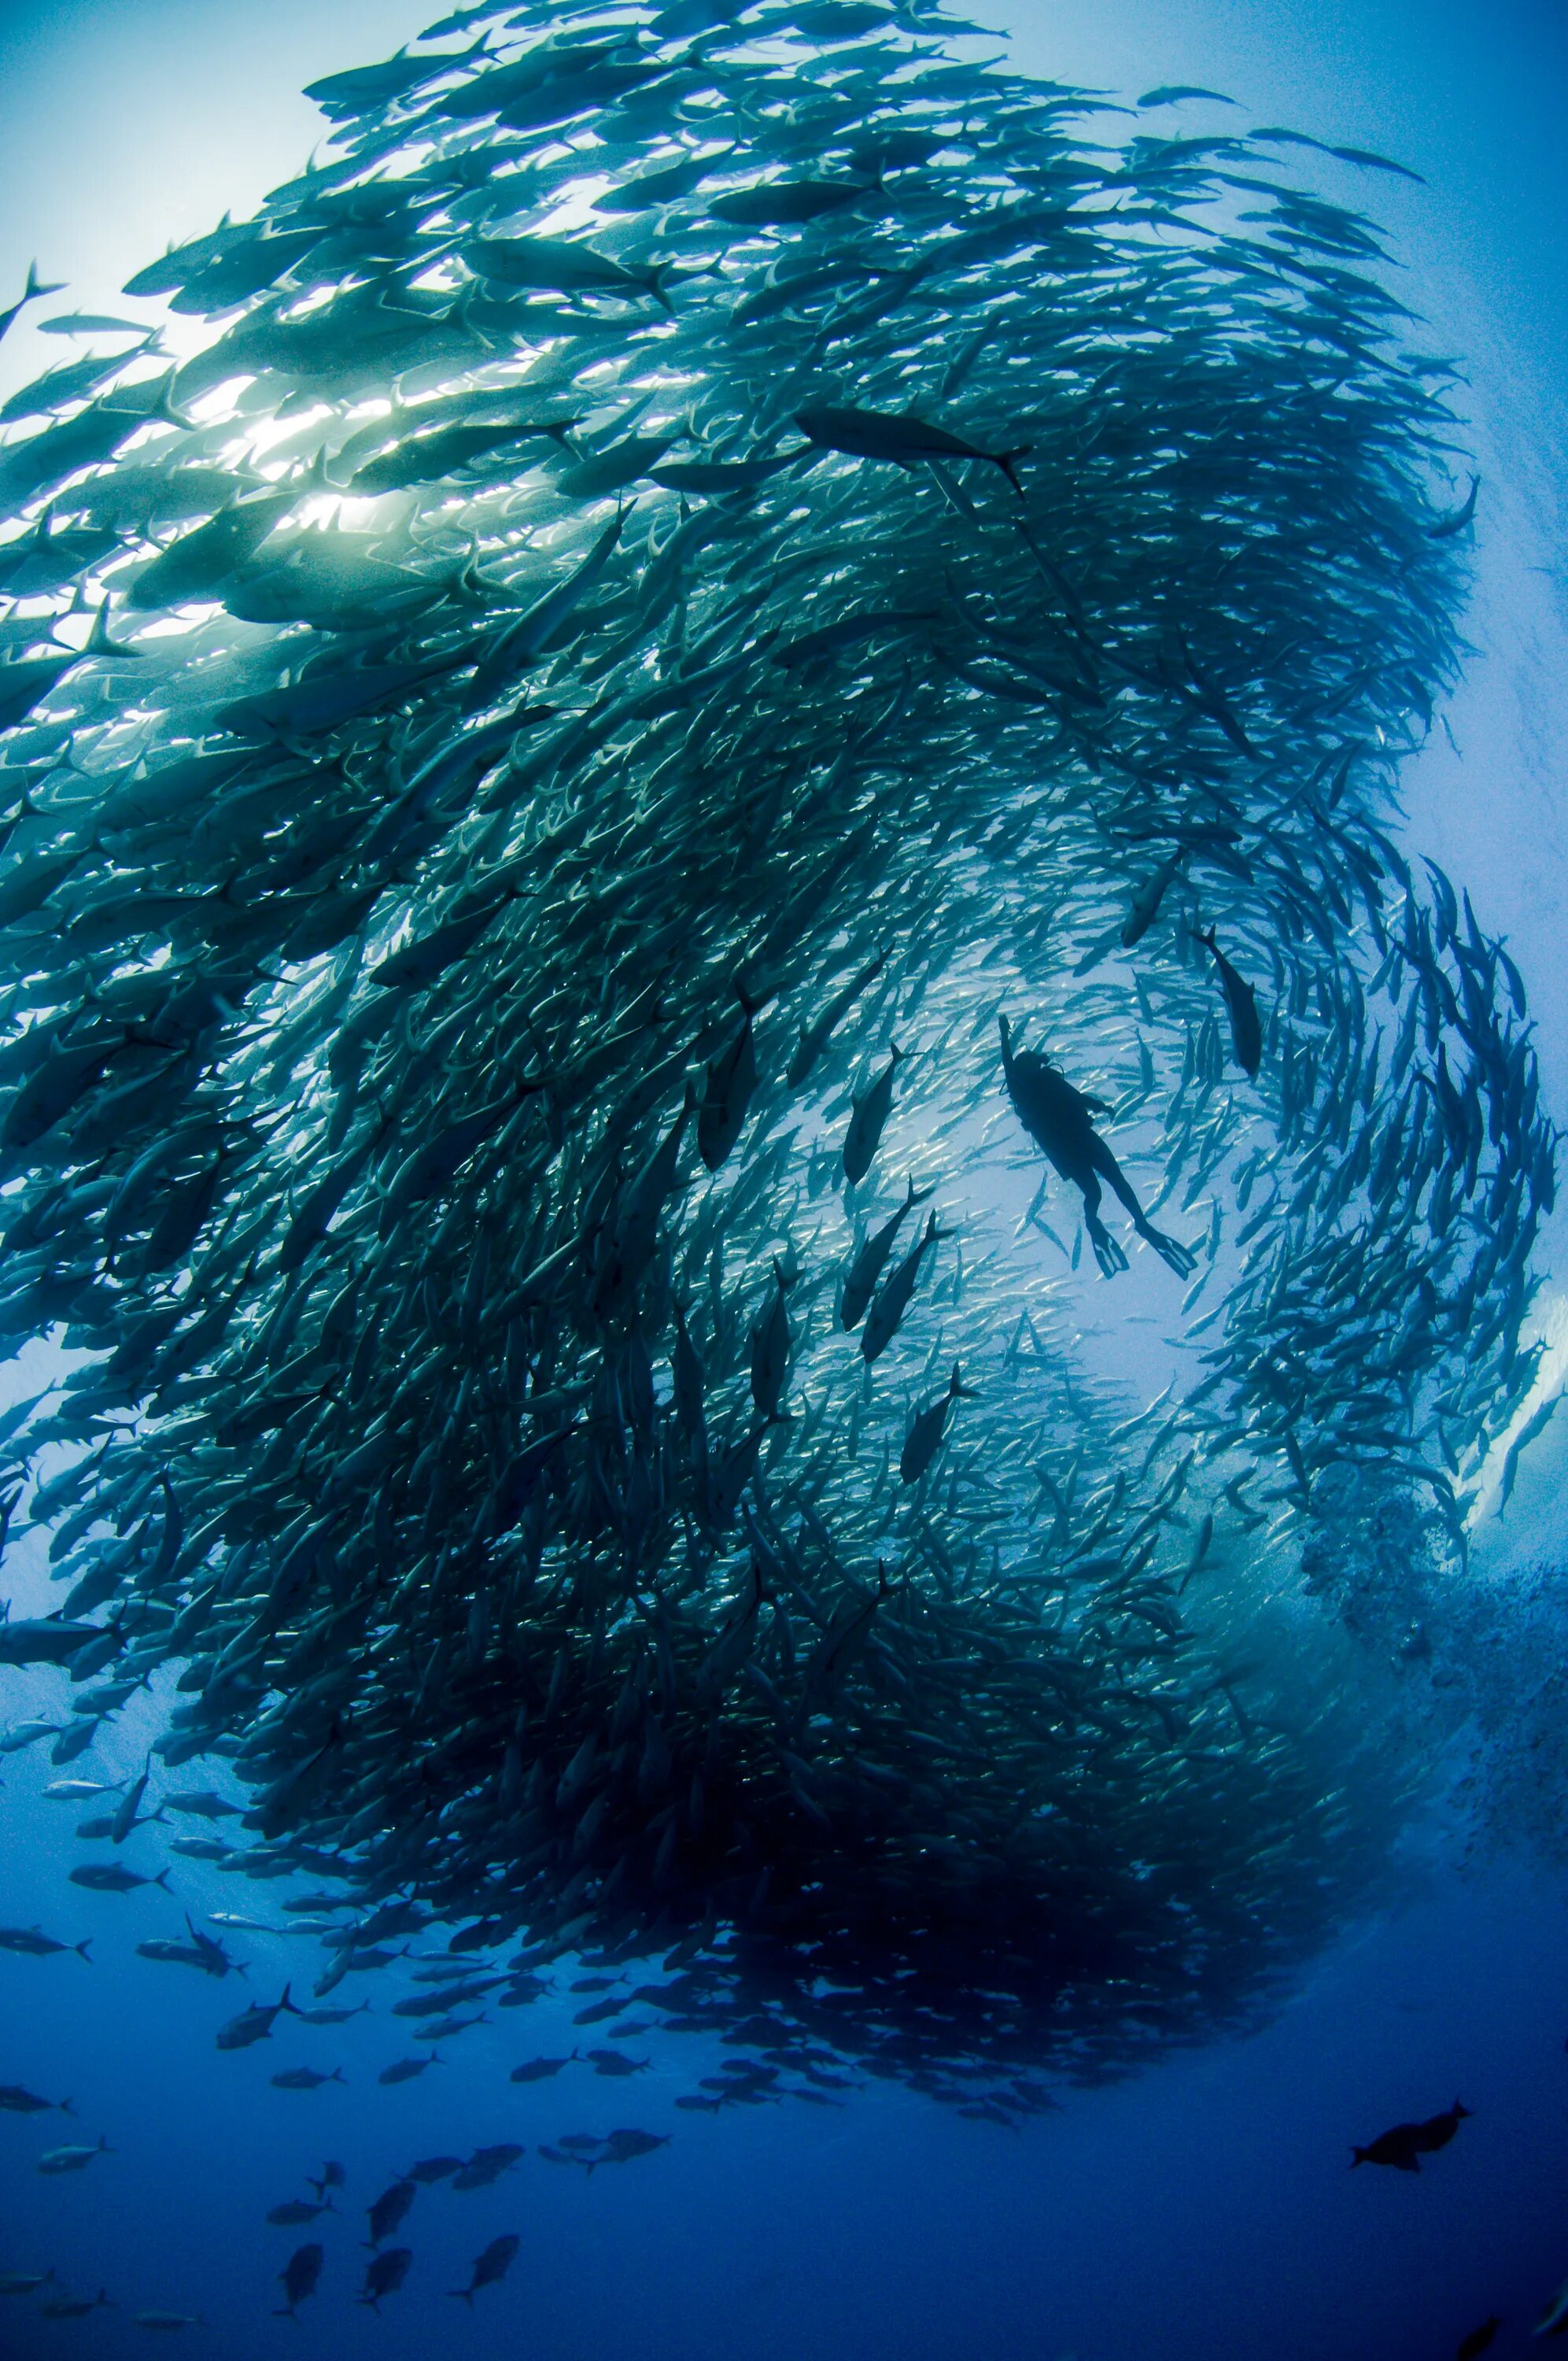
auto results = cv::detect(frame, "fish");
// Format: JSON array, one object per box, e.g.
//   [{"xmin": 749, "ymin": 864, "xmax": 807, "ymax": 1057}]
[
  {"xmin": 275, "ymin": 2244, "xmax": 323, "ymax": 2320},
  {"xmin": 358, "ymin": 2249, "xmax": 411, "ymax": 2311},
  {"xmin": 415, "ymin": 2008, "xmax": 486, "ymax": 2041},
  {"xmin": 861, "ymin": 1209, "xmax": 944, "ymax": 1363},
  {"xmin": 37, "ymin": 2136, "xmax": 113, "ymax": 2174},
  {"xmin": 1430, "ymin": 475, "xmax": 1479, "ymax": 538},
  {"xmin": 899, "ymin": 1365, "xmax": 975, "ymax": 1483},
  {"xmin": 163, "ymin": 1790, "xmax": 242, "ymax": 1820},
  {"xmin": 1537, "ymin": 2278, "xmax": 1568, "ymax": 2337},
  {"xmin": 39, "ymin": 311, "xmax": 149, "ymax": 334},
  {"xmin": 600, "ymin": 2127, "xmax": 670, "ymax": 2162},
  {"xmin": 788, "ymin": 947, "xmax": 886, "ymax": 1087},
  {"xmin": 698, "ymin": 979, "xmax": 770, "ymax": 1171},
  {"xmin": 1138, "ymin": 83, "xmax": 1237, "ymax": 107},
  {"xmin": 1352, "ymin": 2100, "xmax": 1470, "ymax": 2172},
  {"xmin": 1197, "ymin": 927, "xmax": 1264, "ymax": 1077},
  {"xmin": 404, "ymin": 2155, "xmax": 464, "ymax": 2183},
  {"xmin": 839, "ymin": 1177, "xmax": 932, "ymax": 1330},
  {"xmin": 349, "ymin": 416, "xmax": 574, "ymax": 495},
  {"xmin": 587, "ymin": 2047, "xmax": 650, "ymax": 2075},
  {"xmin": 39, "ymin": 2288, "xmax": 113, "ymax": 2318},
  {"xmin": 511, "ymin": 2053, "xmax": 575, "ymax": 2082},
  {"xmin": 68, "ymin": 1861, "xmax": 170, "ymax": 1894},
  {"xmin": 267, "ymin": 2199, "xmax": 334, "ymax": 2227},
  {"xmin": 379, "ymin": 2054, "xmax": 440, "ymax": 2083},
  {"xmin": 1121, "ymin": 856, "xmax": 1182, "ymax": 948},
  {"xmin": 1456, "ymin": 2320, "xmax": 1500, "ymax": 2359},
  {"xmin": 216, "ymin": 1986, "xmax": 298, "ymax": 2050},
  {"xmin": 795, "ymin": 403, "xmax": 1026, "ymax": 494},
  {"xmin": 0, "ymin": 1620, "xmax": 104, "ymax": 1668},
  {"xmin": 748, "ymin": 1259, "xmax": 794, "ymax": 1420},
  {"xmin": 449, "ymin": 2234, "xmax": 520, "ymax": 2305},
  {"xmin": 465, "ymin": 232, "xmax": 673, "ymax": 309},
  {"xmin": 0, "ymin": 260, "xmax": 65, "ymax": 343},
  {"xmin": 366, "ymin": 2178, "xmax": 416, "ymax": 2245},
  {"xmin": 0, "ymin": 2084, "xmax": 73, "ymax": 2114},
  {"xmin": 270, "ymin": 2064, "xmax": 345, "ymax": 2089},
  {"xmin": 843, "ymin": 1044, "xmax": 903, "ymax": 1186},
  {"xmin": 0, "ymin": 1926, "xmax": 90, "ymax": 1960},
  {"xmin": 131, "ymin": 2311, "xmax": 202, "ymax": 2330},
  {"xmin": 0, "ymin": 1721, "xmax": 62, "ymax": 1753},
  {"xmin": 452, "ymin": 2142, "xmax": 524, "ymax": 2190},
  {"xmin": 136, "ymin": 1916, "xmax": 240, "ymax": 1979}
]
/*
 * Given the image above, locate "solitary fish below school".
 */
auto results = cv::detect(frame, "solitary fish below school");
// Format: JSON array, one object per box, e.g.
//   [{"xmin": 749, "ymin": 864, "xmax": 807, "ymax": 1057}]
[{"xmin": 0, "ymin": 0, "xmax": 1551, "ymax": 2119}]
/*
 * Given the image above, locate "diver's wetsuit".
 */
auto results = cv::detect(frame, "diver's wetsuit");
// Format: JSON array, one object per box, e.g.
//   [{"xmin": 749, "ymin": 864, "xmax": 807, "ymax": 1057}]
[{"xmin": 998, "ymin": 1015, "xmax": 1196, "ymax": 1279}]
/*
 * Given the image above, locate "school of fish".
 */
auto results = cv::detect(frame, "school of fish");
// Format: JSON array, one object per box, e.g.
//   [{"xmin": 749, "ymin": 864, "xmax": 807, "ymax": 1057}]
[{"xmin": 0, "ymin": 0, "xmax": 1557, "ymax": 2164}]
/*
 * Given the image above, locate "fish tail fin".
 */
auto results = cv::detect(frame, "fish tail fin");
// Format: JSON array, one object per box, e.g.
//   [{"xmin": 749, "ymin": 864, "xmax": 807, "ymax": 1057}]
[
  {"xmin": 149, "ymin": 375, "xmax": 193, "ymax": 433},
  {"xmin": 279, "ymin": 1982, "xmax": 296, "ymax": 2012},
  {"xmin": 154, "ymin": 1868, "xmax": 171, "ymax": 1890},
  {"xmin": 61, "ymin": 2097, "xmax": 76, "ymax": 2116},
  {"xmin": 84, "ymin": 602, "xmax": 118, "ymax": 658},
  {"xmin": 25, "ymin": 261, "xmax": 65, "ymax": 301},
  {"xmin": 1350, "ymin": 2148, "xmax": 1367, "ymax": 2167},
  {"xmin": 75, "ymin": 1939, "xmax": 92, "ymax": 1961},
  {"xmin": 733, "ymin": 971, "xmax": 773, "ymax": 1018},
  {"xmin": 998, "ymin": 445, "xmax": 1029, "ymax": 497}
]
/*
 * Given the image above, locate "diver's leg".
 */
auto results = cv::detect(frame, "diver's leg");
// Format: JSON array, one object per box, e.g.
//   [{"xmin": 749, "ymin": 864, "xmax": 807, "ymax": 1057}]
[
  {"xmin": 1093, "ymin": 1143, "xmax": 1196, "ymax": 1278},
  {"xmin": 1078, "ymin": 1171, "xmax": 1127, "ymax": 1277}
]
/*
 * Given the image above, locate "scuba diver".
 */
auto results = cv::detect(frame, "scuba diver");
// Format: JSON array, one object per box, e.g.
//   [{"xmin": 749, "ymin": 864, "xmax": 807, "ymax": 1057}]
[{"xmin": 998, "ymin": 1014, "xmax": 1197, "ymax": 1280}]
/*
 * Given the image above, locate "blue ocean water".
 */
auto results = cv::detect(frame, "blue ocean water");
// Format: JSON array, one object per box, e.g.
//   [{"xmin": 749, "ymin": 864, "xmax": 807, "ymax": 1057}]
[{"xmin": 1, "ymin": 2, "xmax": 1567, "ymax": 2355}]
